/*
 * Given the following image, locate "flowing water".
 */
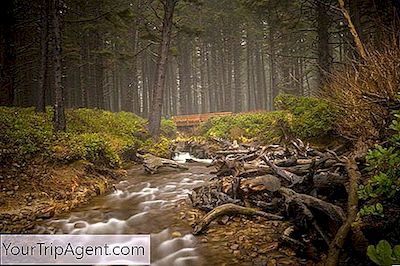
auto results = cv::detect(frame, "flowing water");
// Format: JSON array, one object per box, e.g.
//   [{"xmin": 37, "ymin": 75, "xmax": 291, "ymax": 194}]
[{"xmin": 34, "ymin": 153, "xmax": 228, "ymax": 265}]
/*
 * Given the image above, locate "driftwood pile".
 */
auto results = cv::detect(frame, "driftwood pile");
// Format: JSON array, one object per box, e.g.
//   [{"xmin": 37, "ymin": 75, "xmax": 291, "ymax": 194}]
[{"xmin": 188, "ymin": 137, "xmax": 359, "ymax": 261}]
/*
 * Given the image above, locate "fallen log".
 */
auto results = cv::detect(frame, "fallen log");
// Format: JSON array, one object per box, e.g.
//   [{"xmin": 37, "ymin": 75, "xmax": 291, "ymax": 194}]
[
  {"xmin": 192, "ymin": 203, "xmax": 283, "ymax": 234},
  {"xmin": 142, "ymin": 154, "xmax": 188, "ymax": 174}
]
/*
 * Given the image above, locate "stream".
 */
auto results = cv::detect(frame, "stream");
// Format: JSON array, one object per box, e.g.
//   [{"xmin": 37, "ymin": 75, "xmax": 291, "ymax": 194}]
[{"xmin": 34, "ymin": 153, "xmax": 231, "ymax": 265}]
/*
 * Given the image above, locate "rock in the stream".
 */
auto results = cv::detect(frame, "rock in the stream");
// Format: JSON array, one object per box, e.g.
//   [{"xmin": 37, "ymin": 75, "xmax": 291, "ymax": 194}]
[
  {"xmin": 143, "ymin": 154, "xmax": 188, "ymax": 174},
  {"xmin": 74, "ymin": 222, "xmax": 86, "ymax": 229}
]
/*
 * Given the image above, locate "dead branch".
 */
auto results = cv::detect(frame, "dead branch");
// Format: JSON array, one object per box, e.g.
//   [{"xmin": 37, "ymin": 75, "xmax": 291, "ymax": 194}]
[{"xmin": 337, "ymin": 0, "xmax": 367, "ymax": 59}]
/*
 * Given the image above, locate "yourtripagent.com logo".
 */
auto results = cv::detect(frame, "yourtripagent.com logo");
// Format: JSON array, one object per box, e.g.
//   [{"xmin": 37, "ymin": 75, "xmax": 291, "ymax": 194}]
[{"xmin": 0, "ymin": 235, "xmax": 150, "ymax": 265}]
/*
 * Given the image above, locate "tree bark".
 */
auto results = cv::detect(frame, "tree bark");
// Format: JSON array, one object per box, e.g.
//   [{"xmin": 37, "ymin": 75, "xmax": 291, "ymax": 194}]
[
  {"xmin": 233, "ymin": 34, "xmax": 242, "ymax": 112},
  {"xmin": 51, "ymin": 0, "xmax": 65, "ymax": 131},
  {"xmin": 148, "ymin": 0, "xmax": 176, "ymax": 138},
  {"xmin": 325, "ymin": 138, "xmax": 370, "ymax": 266},
  {"xmin": 316, "ymin": 0, "xmax": 332, "ymax": 88},
  {"xmin": 337, "ymin": 0, "xmax": 367, "ymax": 60},
  {"xmin": 193, "ymin": 203, "xmax": 283, "ymax": 235},
  {"xmin": 36, "ymin": 0, "xmax": 49, "ymax": 112},
  {"xmin": 268, "ymin": 25, "xmax": 277, "ymax": 110}
]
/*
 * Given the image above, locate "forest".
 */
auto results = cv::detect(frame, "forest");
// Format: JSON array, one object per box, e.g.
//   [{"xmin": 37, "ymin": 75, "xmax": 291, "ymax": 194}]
[{"xmin": 1, "ymin": 0, "xmax": 400, "ymax": 265}]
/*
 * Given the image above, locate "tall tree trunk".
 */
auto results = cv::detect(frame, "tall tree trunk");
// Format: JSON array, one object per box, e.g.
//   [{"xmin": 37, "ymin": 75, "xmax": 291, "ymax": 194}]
[
  {"xmin": 208, "ymin": 45, "xmax": 219, "ymax": 112},
  {"xmin": 254, "ymin": 41, "xmax": 264, "ymax": 110},
  {"xmin": 141, "ymin": 51, "xmax": 149, "ymax": 117},
  {"xmin": 0, "ymin": 0, "xmax": 15, "ymax": 106},
  {"xmin": 200, "ymin": 42, "xmax": 209, "ymax": 113},
  {"xmin": 51, "ymin": 0, "xmax": 65, "ymax": 131},
  {"xmin": 316, "ymin": 0, "xmax": 332, "ymax": 88},
  {"xmin": 148, "ymin": 0, "xmax": 176, "ymax": 138},
  {"xmin": 337, "ymin": 0, "xmax": 367, "ymax": 60},
  {"xmin": 261, "ymin": 51, "xmax": 267, "ymax": 109},
  {"xmin": 177, "ymin": 33, "xmax": 192, "ymax": 114},
  {"xmin": 80, "ymin": 35, "xmax": 89, "ymax": 108},
  {"xmin": 170, "ymin": 57, "xmax": 178, "ymax": 115},
  {"xmin": 192, "ymin": 41, "xmax": 199, "ymax": 114},
  {"xmin": 207, "ymin": 44, "xmax": 216, "ymax": 112},
  {"xmin": 233, "ymin": 34, "xmax": 242, "ymax": 112},
  {"xmin": 37, "ymin": 0, "xmax": 49, "ymax": 112},
  {"xmin": 130, "ymin": 21, "xmax": 140, "ymax": 114},
  {"xmin": 246, "ymin": 30, "xmax": 255, "ymax": 111},
  {"xmin": 215, "ymin": 48, "xmax": 223, "ymax": 111},
  {"xmin": 95, "ymin": 33, "xmax": 105, "ymax": 109},
  {"xmin": 269, "ymin": 25, "xmax": 277, "ymax": 110}
]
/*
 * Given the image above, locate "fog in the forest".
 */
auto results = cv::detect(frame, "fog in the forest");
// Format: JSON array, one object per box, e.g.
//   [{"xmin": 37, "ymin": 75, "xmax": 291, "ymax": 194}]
[{"xmin": 1, "ymin": 0, "xmax": 398, "ymax": 118}]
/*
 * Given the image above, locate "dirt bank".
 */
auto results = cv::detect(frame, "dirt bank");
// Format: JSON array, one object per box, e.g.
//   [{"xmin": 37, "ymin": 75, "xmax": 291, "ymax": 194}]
[{"xmin": 0, "ymin": 160, "xmax": 126, "ymax": 233}]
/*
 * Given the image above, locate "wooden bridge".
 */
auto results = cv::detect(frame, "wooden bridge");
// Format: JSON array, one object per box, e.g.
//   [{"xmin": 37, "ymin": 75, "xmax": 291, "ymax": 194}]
[{"xmin": 172, "ymin": 111, "xmax": 232, "ymax": 129}]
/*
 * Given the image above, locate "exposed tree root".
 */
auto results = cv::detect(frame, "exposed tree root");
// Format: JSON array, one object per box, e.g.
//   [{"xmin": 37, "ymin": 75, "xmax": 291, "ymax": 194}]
[
  {"xmin": 192, "ymin": 203, "xmax": 283, "ymax": 235},
  {"xmin": 279, "ymin": 187, "xmax": 346, "ymax": 225},
  {"xmin": 325, "ymin": 156, "xmax": 361, "ymax": 266}
]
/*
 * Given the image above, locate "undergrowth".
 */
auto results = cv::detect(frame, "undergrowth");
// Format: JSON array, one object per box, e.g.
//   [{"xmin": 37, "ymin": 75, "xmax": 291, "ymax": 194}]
[
  {"xmin": 199, "ymin": 94, "xmax": 336, "ymax": 143},
  {"xmin": 0, "ymin": 107, "xmax": 176, "ymax": 168}
]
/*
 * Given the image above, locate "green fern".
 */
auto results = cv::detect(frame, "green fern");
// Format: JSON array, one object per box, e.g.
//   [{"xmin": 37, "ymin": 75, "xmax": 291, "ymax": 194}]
[{"xmin": 367, "ymin": 240, "xmax": 400, "ymax": 266}]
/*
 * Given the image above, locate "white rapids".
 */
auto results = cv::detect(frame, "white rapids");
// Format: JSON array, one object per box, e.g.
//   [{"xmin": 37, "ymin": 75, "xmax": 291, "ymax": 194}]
[{"xmin": 34, "ymin": 152, "xmax": 211, "ymax": 266}]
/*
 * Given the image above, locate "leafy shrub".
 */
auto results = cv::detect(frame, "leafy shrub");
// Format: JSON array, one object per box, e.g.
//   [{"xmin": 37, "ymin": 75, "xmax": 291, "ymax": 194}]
[
  {"xmin": 199, "ymin": 94, "xmax": 336, "ymax": 143},
  {"xmin": 0, "ymin": 107, "xmax": 177, "ymax": 167},
  {"xmin": 275, "ymin": 93, "xmax": 337, "ymax": 139},
  {"xmin": 142, "ymin": 136, "xmax": 173, "ymax": 158},
  {"xmin": 66, "ymin": 108, "xmax": 145, "ymax": 137},
  {"xmin": 160, "ymin": 118, "xmax": 177, "ymax": 138},
  {"xmin": 0, "ymin": 107, "xmax": 55, "ymax": 164},
  {"xmin": 358, "ymin": 114, "xmax": 400, "ymax": 202},
  {"xmin": 199, "ymin": 111, "xmax": 290, "ymax": 143},
  {"xmin": 359, "ymin": 203, "xmax": 384, "ymax": 217},
  {"xmin": 367, "ymin": 240, "xmax": 400, "ymax": 266},
  {"xmin": 67, "ymin": 133, "xmax": 121, "ymax": 168}
]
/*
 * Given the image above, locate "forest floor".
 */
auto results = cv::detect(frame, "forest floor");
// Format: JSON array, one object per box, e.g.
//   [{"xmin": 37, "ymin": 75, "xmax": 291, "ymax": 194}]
[{"xmin": 0, "ymin": 160, "xmax": 126, "ymax": 233}]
